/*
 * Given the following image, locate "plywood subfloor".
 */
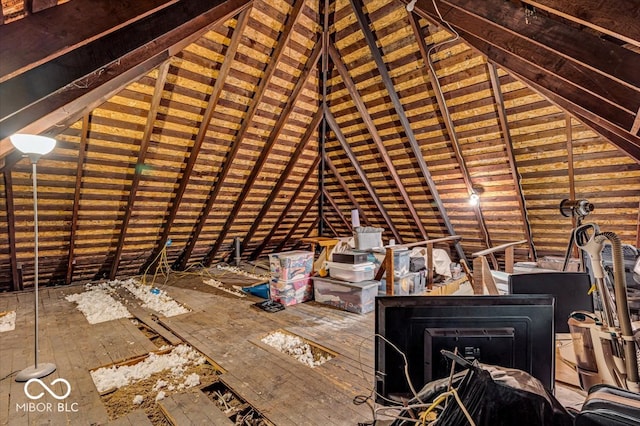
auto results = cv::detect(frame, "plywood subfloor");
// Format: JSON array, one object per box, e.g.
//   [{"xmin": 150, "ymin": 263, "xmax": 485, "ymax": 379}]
[{"xmin": 0, "ymin": 271, "xmax": 586, "ymax": 425}]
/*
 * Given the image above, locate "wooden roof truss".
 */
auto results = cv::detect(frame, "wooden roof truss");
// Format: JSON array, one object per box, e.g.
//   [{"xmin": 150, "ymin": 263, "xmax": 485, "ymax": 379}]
[{"xmin": 0, "ymin": 0, "xmax": 638, "ymax": 290}]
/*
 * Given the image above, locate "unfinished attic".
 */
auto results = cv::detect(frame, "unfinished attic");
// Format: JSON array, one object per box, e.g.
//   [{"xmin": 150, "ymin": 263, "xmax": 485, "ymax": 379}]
[{"xmin": 1, "ymin": 0, "xmax": 640, "ymax": 424}]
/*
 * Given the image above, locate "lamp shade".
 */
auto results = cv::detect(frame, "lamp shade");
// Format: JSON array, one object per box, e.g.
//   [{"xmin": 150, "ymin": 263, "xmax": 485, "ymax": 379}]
[
  {"xmin": 9, "ymin": 134, "xmax": 56, "ymax": 155},
  {"xmin": 469, "ymin": 192, "xmax": 480, "ymax": 206}
]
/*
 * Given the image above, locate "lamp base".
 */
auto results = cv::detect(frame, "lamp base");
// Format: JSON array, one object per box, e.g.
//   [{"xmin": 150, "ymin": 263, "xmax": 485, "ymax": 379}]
[{"xmin": 15, "ymin": 363, "xmax": 56, "ymax": 382}]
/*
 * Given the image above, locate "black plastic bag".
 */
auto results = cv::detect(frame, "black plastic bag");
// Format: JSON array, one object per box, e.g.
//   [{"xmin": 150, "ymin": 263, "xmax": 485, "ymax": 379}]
[{"xmin": 391, "ymin": 351, "xmax": 573, "ymax": 426}]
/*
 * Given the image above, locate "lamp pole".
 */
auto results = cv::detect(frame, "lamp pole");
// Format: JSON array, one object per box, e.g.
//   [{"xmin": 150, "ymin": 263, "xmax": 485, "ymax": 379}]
[{"xmin": 11, "ymin": 134, "xmax": 57, "ymax": 382}]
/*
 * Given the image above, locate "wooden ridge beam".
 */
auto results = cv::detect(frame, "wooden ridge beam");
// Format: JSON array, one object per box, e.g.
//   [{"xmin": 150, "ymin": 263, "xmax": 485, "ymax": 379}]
[
  {"xmin": 175, "ymin": 0, "xmax": 310, "ymax": 269},
  {"xmin": 66, "ymin": 114, "xmax": 91, "ymax": 285},
  {"xmin": 199, "ymin": 39, "xmax": 322, "ymax": 267},
  {"xmin": 140, "ymin": 10, "xmax": 250, "ymax": 274},
  {"xmin": 238, "ymin": 110, "xmax": 323, "ymax": 255},
  {"xmin": 250, "ymin": 156, "xmax": 320, "ymax": 260},
  {"xmin": 0, "ymin": 0, "xmax": 252, "ymax": 143},
  {"xmin": 110, "ymin": 61, "xmax": 170, "ymax": 280},
  {"xmin": 351, "ymin": 0, "xmax": 466, "ymax": 261},
  {"xmin": 324, "ymin": 108, "xmax": 403, "ymax": 244},
  {"xmin": 328, "ymin": 42, "xmax": 428, "ymax": 240},
  {"xmin": 487, "ymin": 63, "xmax": 536, "ymax": 261},
  {"xmin": 324, "ymin": 154, "xmax": 371, "ymax": 226},
  {"xmin": 323, "ymin": 189, "xmax": 352, "ymax": 233},
  {"xmin": 274, "ymin": 191, "xmax": 320, "ymax": 253},
  {"xmin": 3, "ymin": 170, "xmax": 20, "ymax": 291}
]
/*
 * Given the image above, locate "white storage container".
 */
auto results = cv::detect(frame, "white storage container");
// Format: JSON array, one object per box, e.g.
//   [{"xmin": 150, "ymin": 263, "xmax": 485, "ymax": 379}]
[
  {"xmin": 313, "ymin": 277, "xmax": 378, "ymax": 314},
  {"xmin": 354, "ymin": 227, "xmax": 383, "ymax": 249},
  {"xmin": 327, "ymin": 261, "xmax": 375, "ymax": 282}
]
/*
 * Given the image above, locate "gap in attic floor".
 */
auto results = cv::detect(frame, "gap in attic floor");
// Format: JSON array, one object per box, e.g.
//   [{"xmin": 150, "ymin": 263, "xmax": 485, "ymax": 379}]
[
  {"xmin": 201, "ymin": 380, "xmax": 272, "ymax": 425},
  {"xmin": 130, "ymin": 318, "xmax": 172, "ymax": 348},
  {"xmin": 91, "ymin": 344, "xmax": 223, "ymax": 425},
  {"xmin": 261, "ymin": 329, "xmax": 337, "ymax": 368}
]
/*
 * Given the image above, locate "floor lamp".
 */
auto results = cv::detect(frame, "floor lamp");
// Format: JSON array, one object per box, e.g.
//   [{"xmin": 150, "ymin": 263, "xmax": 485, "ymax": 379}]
[{"xmin": 11, "ymin": 134, "xmax": 57, "ymax": 382}]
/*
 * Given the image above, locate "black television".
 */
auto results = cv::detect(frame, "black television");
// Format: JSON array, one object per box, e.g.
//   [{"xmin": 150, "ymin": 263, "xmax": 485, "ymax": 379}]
[
  {"xmin": 508, "ymin": 272, "xmax": 593, "ymax": 334},
  {"xmin": 375, "ymin": 295, "xmax": 555, "ymax": 403}
]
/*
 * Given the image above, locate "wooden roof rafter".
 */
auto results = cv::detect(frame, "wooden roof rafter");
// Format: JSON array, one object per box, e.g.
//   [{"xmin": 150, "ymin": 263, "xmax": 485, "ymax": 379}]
[
  {"xmin": 199, "ymin": 40, "xmax": 322, "ymax": 267},
  {"xmin": 174, "ymin": 0, "xmax": 311, "ymax": 269},
  {"xmin": 351, "ymin": 0, "xmax": 466, "ymax": 261},
  {"xmin": 521, "ymin": 0, "xmax": 640, "ymax": 49},
  {"xmin": 109, "ymin": 60, "xmax": 171, "ymax": 280},
  {"xmin": 66, "ymin": 113, "xmax": 91, "ymax": 285},
  {"xmin": 322, "ymin": 215, "xmax": 340, "ymax": 237},
  {"xmin": 324, "ymin": 108, "xmax": 403, "ymax": 243},
  {"xmin": 410, "ymin": 0, "xmax": 640, "ymax": 162},
  {"xmin": 239, "ymin": 110, "xmax": 324, "ymax": 256},
  {"xmin": 274, "ymin": 190, "xmax": 320, "ymax": 253},
  {"xmin": 324, "ymin": 154, "xmax": 371, "ymax": 227},
  {"xmin": 487, "ymin": 63, "xmax": 536, "ymax": 261},
  {"xmin": 328, "ymin": 42, "xmax": 428, "ymax": 241},
  {"xmin": 408, "ymin": 14, "xmax": 494, "ymax": 263},
  {"xmin": 250, "ymin": 155, "xmax": 321, "ymax": 260},
  {"xmin": 292, "ymin": 216, "xmax": 323, "ymax": 250},
  {"xmin": 140, "ymin": 9, "xmax": 251, "ymax": 274},
  {"xmin": 0, "ymin": 0, "xmax": 253, "ymax": 148},
  {"xmin": 323, "ymin": 189, "xmax": 353, "ymax": 233},
  {"xmin": 458, "ymin": 30, "xmax": 640, "ymax": 164}
]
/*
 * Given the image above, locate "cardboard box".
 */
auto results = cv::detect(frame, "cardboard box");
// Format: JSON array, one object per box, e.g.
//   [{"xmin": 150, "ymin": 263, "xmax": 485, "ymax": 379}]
[
  {"xmin": 269, "ymin": 277, "xmax": 313, "ymax": 306},
  {"xmin": 268, "ymin": 250, "xmax": 314, "ymax": 281},
  {"xmin": 313, "ymin": 277, "xmax": 378, "ymax": 314}
]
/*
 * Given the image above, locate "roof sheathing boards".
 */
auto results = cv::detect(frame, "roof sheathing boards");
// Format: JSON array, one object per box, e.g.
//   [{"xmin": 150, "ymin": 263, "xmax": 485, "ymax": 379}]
[{"xmin": 1, "ymin": 0, "xmax": 640, "ymax": 291}]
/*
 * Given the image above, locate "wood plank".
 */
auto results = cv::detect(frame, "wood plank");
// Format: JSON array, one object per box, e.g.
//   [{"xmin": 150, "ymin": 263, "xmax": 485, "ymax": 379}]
[
  {"xmin": 158, "ymin": 389, "xmax": 234, "ymax": 425},
  {"xmin": 108, "ymin": 408, "xmax": 153, "ymax": 426},
  {"xmin": 127, "ymin": 304, "xmax": 183, "ymax": 347}
]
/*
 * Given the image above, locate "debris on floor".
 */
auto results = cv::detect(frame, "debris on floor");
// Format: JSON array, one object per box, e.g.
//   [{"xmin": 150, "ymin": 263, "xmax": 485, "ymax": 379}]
[{"xmin": 0, "ymin": 310, "xmax": 16, "ymax": 332}]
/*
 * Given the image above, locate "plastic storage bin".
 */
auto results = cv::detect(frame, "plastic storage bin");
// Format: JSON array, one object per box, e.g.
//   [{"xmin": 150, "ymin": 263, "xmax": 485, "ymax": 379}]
[
  {"xmin": 327, "ymin": 261, "xmax": 375, "ymax": 282},
  {"xmin": 380, "ymin": 272, "xmax": 420, "ymax": 295},
  {"xmin": 354, "ymin": 227, "xmax": 383, "ymax": 250},
  {"xmin": 269, "ymin": 277, "xmax": 313, "ymax": 306},
  {"xmin": 313, "ymin": 277, "xmax": 378, "ymax": 314},
  {"xmin": 268, "ymin": 250, "xmax": 313, "ymax": 281},
  {"xmin": 393, "ymin": 250, "xmax": 410, "ymax": 277}
]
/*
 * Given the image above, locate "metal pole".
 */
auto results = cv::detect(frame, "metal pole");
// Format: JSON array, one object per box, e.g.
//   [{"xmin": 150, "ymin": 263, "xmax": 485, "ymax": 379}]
[
  {"xmin": 15, "ymin": 155, "xmax": 56, "ymax": 382},
  {"xmin": 32, "ymin": 160, "xmax": 39, "ymax": 369}
]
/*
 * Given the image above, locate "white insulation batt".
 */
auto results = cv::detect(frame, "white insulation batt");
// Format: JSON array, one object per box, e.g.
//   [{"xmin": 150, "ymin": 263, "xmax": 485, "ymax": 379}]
[
  {"xmin": 65, "ymin": 282, "xmax": 132, "ymax": 324},
  {"xmin": 90, "ymin": 344, "xmax": 204, "ymax": 393},
  {"xmin": 261, "ymin": 331, "xmax": 331, "ymax": 368},
  {"xmin": 65, "ymin": 279, "xmax": 188, "ymax": 323}
]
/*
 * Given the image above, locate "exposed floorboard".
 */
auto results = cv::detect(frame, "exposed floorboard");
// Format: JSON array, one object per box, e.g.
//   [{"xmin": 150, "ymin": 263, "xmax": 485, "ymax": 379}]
[{"xmin": 0, "ymin": 271, "xmax": 585, "ymax": 425}]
